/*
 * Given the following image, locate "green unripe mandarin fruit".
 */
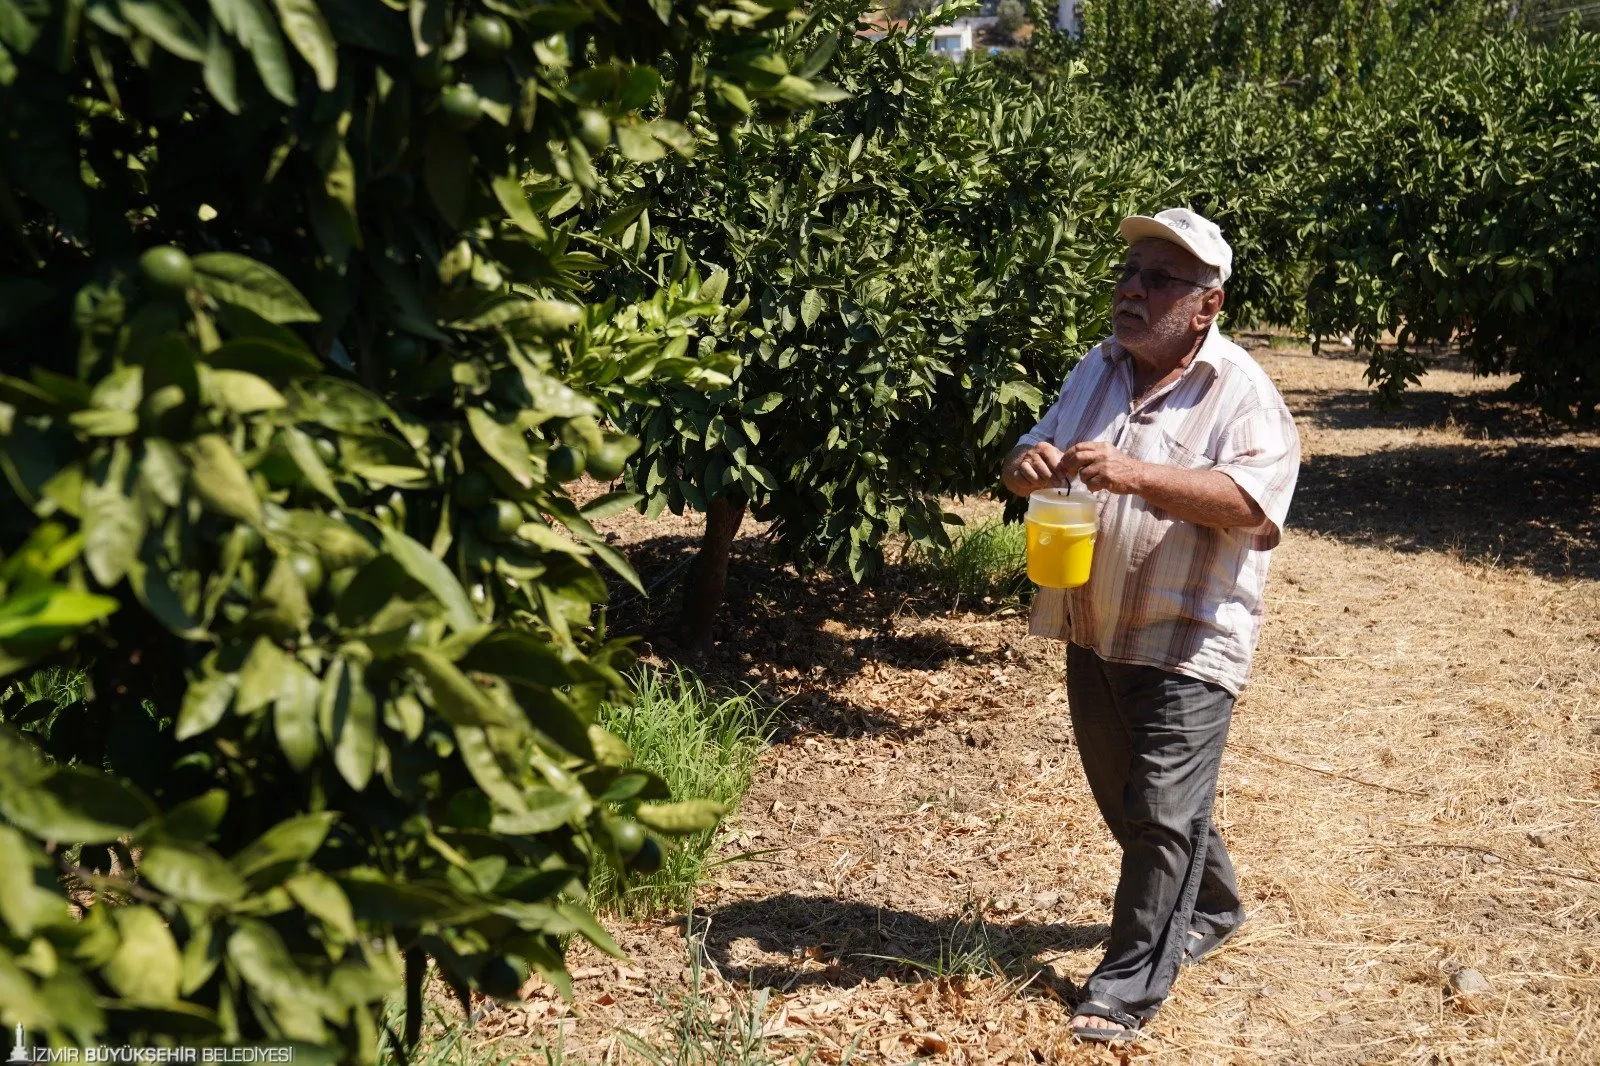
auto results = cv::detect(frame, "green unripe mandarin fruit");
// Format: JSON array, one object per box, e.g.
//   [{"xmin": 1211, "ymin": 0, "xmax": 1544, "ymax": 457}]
[
  {"xmin": 467, "ymin": 15, "xmax": 511, "ymax": 58},
  {"xmin": 476, "ymin": 500, "xmax": 521, "ymax": 542},
  {"xmin": 576, "ymin": 109, "xmax": 611, "ymax": 150},
  {"xmin": 288, "ymin": 553, "xmax": 325, "ymax": 594},
  {"xmin": 610, "ymin": 819, "xmax": 645, "ymax": 860},
  {"xmin": 453, "ymin": 469, "xmax": 492, "ymax": 509},
  {"xmin": 627, "ymin": 836, "xmax": 663, "ymax": 875},
  {"xmin": 584, "ymin": 441, "xmax": 631, "ymax": 482},
  {"xmin": 412, "ymin": 54, "xmax": 454, "ymax": 90},
  {"xmin": 138, "ymin": 246, "xmax": 194, "ymax": 301},
  {"xmin": 547, "ymin": 445, "xmax": 583, "ymax": 483},
  {"xmin": 439, "ymin": 83, "xmax": 482, "ymax": 130},
  {"xmin": 314, "ymin": 436, "xmax": 338, "ymax": 463}
]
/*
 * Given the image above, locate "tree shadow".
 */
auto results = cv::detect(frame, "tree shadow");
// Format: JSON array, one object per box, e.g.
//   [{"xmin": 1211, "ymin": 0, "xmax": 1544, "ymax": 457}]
[
  {"xmin": 604, "ymin": 532, "xmax": 988, "ymax": 741},
  {"xmin": 1284, "ymin": 381, "xmax": 1571, "ymax": 441},
  {"xmin": 690, "ymin": 893, "xmax": 1105, "ymax": 1002},
  {"xmin": 1293, "ymin": 439, "xmax": 1600, "ymax": 580}
]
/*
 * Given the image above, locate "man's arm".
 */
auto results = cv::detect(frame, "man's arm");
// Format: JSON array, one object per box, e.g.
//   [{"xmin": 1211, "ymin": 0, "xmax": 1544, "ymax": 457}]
[{"xmin": 1063, "ymin": 441, "xmax": 1265, "ymax": 530}]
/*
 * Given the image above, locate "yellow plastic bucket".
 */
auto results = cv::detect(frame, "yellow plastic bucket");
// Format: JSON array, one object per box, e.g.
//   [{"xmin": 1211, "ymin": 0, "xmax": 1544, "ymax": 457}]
[{"xmin": 1025, "ymin": 488, "xmax": 1097, "ymax": 589}]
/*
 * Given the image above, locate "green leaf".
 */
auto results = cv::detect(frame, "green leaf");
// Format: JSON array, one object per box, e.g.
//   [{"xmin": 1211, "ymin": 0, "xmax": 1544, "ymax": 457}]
[
  {"xmin": 452, "ymin": 725, "xmax": 525, "ymax": 812},
  {"xmin": 203, "ymin": 21, "xmax": 241, "ymax": 113},
  {"xmin": 272, "ymin": 660, "xmax": 321, "ymax": 771},
  {"xmin": 407, "ymin": 647, "xmax": 511, "ymax": 728},
  {"xmin": 233, "ymin": 811, "xmax": 338, "ymax": 882},
  {"xmin": 176, "ymin": 670, "xmax": 239, "ymax": 740},
  {"xmin": 280, "ymin": 426, "xmax": 342, "ymax": 504},
  {"xmin": 236, "ymin": 637, "xmax": 287, "ymax": 716},
  {"xmin": 467, "ymin": 408, "xmax": 534, "ymax": 489},
  {"xmin": 747, "ymin": 392, "xmax": 784, "ymax": 414},
  {"xmin": 121, "ymin": 0, "xmax": 205, "ymax": 61},
  {"xmin": 634, "ymin": 799, "xmax": 724, "ymax": 835},
  {"xmin": 193, "ymin": 253, "xmax": 320, "ymax": 324},
  {"xmin": 800, "ymin": 289, "xmax": 824, "ymax": 329},
  {"xmin": 227, "ymin": 919, "xmax": 316, "ymax": 1008},
  {"xmin": 488, "ymin": 787, "xmax": 587, "ymax": 834},
  {"xmin": 82, "ymin": 474, "xmax": 144, "ymax": 587},
  {"xmin": 206, "ymin": 336, "xmax": 322, "ymax": 379},
  {"xmin": 187, "ymin": 434, "xmax": 263, "ymax": 523},
  {"xmin": 579, "ymin": 491, "xmax": 641, "ymax": 521},
  {"xmin": 208, "ymin": 0, "xmax": 297, "ymax": 105},
  {"xmin": 207, "ymin": 368, "xmax": 287, "ymax": 413},
  {"xmin": 319, "ymin": 657, "xmax": 377, "ymax": 791},
  {"xmin": 491, "ymin": 175, "xmax": 548, "ymax": 240},
  {"xmin": 378, "ymin": 526, "xmax": 476, "ymax": 633},
  {"xmin": 104, "ymin": 906, "xmax": 183, "ymax": 1005},
  {"xmin": 151, "ymin": 789, "xmax": 229, "ymax": 843},
  {"xmin": 553, "ymin": 902, "xmax": 623, "ymax": 958},
  {"xmin": 272, "ymin": 0, "xmax": 336, "ymax": 90},
  {"xmin": 0, "ymin": 585, "xmax": 118, "ymax": 643},
  {"xmin": 69, "ymin": 408, "xmax": 139, "ymax": 436},
  {"xmin": 0, "ymin": 765, "xmax": 155, "ymax": 843},
  {"xmin": 140, "ymin": 843, "xmax": 249, "ymax": 904},
  {"xmin": 285, "ymin": 870, "xmax": 357, "ymax": 941}
]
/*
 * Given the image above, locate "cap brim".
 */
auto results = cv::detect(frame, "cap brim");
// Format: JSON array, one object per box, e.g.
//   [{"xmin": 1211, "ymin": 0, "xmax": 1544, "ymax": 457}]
[{"xmin": 1119, "ymin": 215, "xmax": 1212, "ymax": 264}]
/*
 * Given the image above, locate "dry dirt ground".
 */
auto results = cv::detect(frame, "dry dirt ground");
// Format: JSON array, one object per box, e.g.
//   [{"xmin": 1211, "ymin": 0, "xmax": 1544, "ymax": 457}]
[{"xmin": 478, "ymin": 341, "xmax": 1600, "ymax": 1064}]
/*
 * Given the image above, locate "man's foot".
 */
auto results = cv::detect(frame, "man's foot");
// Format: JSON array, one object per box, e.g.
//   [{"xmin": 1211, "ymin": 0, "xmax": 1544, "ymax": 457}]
[
  {"xmin": 1069, "ymin": 1000, "xmax": 1140, "ymax": 1044},
  {"xmin": 1182, "ymin": 918, "xmax": 1243, "ymax": 967}
]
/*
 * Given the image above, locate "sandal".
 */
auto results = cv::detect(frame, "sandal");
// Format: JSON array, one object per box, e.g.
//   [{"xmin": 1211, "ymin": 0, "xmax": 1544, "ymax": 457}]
[
  {"xmin": 1182, "ymin": 919, "xmax": 1243, "ymax": 967},
  {"xmin": 1069, "ymin": 999, "xmax": 1143, "ymax": 1045}
]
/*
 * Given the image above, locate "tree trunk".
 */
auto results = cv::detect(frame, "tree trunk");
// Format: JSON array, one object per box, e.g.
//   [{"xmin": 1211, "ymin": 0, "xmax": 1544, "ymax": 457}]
[
  {"xmin": 677, "ymin": 494, "xmax": 746, "ymax": 654},
  {"xmin": 403, "ymin": 948, "xmax": 425, "ymax": 1052}
]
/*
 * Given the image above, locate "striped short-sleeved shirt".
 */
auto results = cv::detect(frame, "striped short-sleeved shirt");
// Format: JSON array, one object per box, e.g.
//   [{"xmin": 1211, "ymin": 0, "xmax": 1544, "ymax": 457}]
[{"xmin": 1018, "ymin": 325, "xmax": 1300, "ymax": 696}]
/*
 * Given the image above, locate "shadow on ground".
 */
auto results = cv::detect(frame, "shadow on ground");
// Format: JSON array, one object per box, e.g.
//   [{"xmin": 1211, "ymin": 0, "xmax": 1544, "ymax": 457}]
[
  {"xmin": 693, "ymin": 893, "xmax": 1105, "ymax": 1001},
  {"xmin": 606, "ymin": 533, "xmax": 992, "ymax": 741},
  {"xmin": 1294, "ymin": 440, "xmax": 1599, "ymax": 580},
  {"xmin": 1284, "ymin": 381, "xmax": 1571, "ymax": 440}
]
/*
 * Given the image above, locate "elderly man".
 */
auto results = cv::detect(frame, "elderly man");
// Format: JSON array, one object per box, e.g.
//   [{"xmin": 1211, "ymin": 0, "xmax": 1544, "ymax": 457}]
[{"xmin": 1001, "ymin": 209, "xmax": 1300, "ymax": 1043}]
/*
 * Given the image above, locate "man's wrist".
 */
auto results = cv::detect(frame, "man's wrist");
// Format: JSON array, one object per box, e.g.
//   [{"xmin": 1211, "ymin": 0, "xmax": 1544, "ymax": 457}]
[{"xmin": 1130, "ymin": 460, "xmax": 1158, "ymax": 498}]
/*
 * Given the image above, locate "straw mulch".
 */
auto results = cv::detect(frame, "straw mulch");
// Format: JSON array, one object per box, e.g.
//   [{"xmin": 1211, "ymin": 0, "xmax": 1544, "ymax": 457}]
[{"xmin": 472, "ymin": 343, "xmax": 1600, "ymax": 1064}]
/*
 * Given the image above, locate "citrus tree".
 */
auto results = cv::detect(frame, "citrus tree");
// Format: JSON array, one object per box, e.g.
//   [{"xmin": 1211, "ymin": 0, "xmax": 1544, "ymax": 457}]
[
  {"xmin": 0, "ymin": 0, "xmax": 838, "ymax": 1055},
  {"xmin": 600, "ymin": 4, "xmax": 1152, "ymax": 648},
  {"xmin": 1304, "ymin": 27, "xmax": 1600, "ymax": 418}
]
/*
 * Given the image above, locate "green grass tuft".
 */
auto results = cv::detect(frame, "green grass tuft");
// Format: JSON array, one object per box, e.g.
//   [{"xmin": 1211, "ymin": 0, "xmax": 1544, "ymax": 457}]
[
  {"xmin": 907, "ymin": 517, "xmax": 1031, "ymax": 609},
  {"xmin": 590, "ymin": 666, "xmax": 773, "ymax": 917}
]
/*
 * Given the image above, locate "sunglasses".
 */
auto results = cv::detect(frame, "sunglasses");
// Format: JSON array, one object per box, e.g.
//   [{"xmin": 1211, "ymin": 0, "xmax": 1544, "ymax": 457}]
[{"xmin": 1111, "ymin": 263, "xmax": 1209, "ymax": 291}]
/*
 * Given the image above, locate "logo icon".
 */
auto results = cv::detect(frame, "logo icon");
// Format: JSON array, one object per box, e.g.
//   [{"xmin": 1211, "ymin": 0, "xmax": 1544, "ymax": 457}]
[{"xmin": 7, "ymin": 1024, "xmax": 29, "ymax": 1064}]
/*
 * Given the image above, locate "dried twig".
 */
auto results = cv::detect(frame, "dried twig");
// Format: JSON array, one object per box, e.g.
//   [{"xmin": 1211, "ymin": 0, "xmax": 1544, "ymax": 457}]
[{"xmin": 1232, "ymin": 744, "xmax": 1426, "ymax": 797}]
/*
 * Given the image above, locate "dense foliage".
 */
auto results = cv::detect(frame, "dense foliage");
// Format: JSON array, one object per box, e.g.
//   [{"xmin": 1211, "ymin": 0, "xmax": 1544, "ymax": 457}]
[{"xmin": 0, "ymin": 0, "xmax": 839, "ymax": 1055}]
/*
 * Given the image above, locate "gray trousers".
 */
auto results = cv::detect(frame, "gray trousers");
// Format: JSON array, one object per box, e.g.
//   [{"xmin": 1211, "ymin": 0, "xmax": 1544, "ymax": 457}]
[{"xmin": 1067, "ymin": 643, "xmax": 1244, "ymax": 1021}]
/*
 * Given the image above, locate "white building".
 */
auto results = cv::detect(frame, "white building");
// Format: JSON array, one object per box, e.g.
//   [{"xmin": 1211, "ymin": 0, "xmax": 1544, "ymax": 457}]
[
  {"xmin": 1056, "ymin": 0, "xmax": 1084, "ymax": 35},
  {"xmin": 930, "ymin": 23, "xmax": 976, "ymax": 61}
]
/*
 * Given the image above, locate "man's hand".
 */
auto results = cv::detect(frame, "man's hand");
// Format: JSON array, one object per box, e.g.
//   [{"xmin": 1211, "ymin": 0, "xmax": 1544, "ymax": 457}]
[
  {"xmin": 1064, "ymin": 441, "xmax": 1148, "ymax": 495},
  {"xmin": 1002, "ymin": 442, "xmax": 1067, "ymax": 496}
]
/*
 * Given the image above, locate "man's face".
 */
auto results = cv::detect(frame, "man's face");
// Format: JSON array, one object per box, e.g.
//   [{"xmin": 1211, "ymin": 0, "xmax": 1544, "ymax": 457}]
[{"xmin": 1111, "ymin": 239, "xmax": 1214, "ymax": 354}]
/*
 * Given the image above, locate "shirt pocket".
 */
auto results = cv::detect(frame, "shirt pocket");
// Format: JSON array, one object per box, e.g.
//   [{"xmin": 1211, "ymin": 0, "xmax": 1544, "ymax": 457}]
[{"xmin": 1159, "ymin": 430, "xmax": 1217, "ymax": 471}]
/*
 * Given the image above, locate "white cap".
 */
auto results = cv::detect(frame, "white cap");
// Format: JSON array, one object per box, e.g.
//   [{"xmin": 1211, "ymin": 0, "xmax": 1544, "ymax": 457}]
[{"xmin": 1118, "ymin": 208, "xmax": 1232, "ymax": 285}]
